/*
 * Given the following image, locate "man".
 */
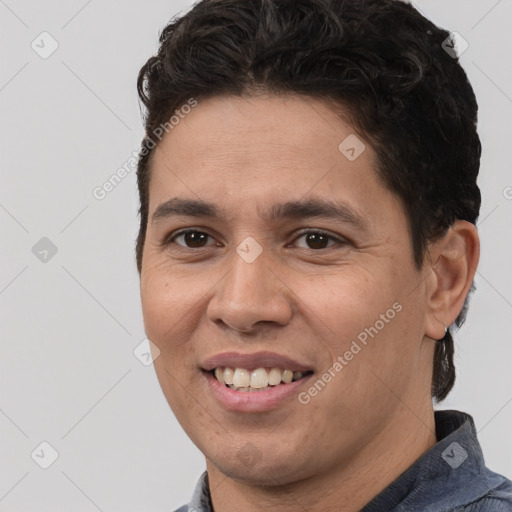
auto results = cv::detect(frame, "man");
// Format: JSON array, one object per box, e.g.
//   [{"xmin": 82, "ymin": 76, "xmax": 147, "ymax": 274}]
[{"xmin": 135, "ymin": 0, "xmax": 512, "ymax": 510}]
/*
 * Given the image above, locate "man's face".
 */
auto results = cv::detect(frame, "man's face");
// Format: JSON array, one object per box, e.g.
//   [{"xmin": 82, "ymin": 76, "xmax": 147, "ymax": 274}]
[{"xmin": 140, "ymin": 94, "xmax": 435, "ymax": 484}]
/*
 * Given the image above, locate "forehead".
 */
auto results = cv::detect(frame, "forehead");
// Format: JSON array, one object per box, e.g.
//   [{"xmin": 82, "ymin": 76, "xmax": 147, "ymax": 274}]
[
  {"xmin": 147, "ymin": 93, "xmax": 399, "ymax": 226},
  {"xmin": 152, "ymin": 93, "xmax": 366, "ymax": 169}
]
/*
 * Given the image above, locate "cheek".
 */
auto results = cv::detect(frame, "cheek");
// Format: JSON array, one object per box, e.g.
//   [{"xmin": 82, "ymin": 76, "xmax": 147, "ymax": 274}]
[
  {"xmin": 141, "ymin": 266, "xmax": 200, "ymax": 413},
  {"xmin": 141, "ymin": 273, "xmax": 172, "ymax": 339},
  {"xmin": 140, "ymin": 260, "xmax": 193, "ymax": 358},
  {"xmin": 141, "ymin": 252, "xmax": 192, "ymax": 321},
  {"xmin": 140, "ymin": 257, "xmax": 216, "ymax": 383},
  {"xmin": 295, "ymin": 266, "xmax": 415, "ymax": 402},
  {"xmin": 298, "ymin": 266, "xmax": 400, "ymax": 346}
]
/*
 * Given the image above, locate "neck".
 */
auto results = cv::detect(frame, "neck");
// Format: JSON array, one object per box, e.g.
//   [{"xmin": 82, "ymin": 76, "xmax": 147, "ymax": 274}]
[{"xmin": 207, "ymin": 404, "xmax": 437, "ymax": 512}]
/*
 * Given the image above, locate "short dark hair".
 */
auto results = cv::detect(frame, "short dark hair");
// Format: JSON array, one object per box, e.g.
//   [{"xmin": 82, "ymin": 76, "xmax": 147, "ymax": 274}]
[{"xmin": 135, "ymin": 0, "xmax": 481, "ymax": 402}]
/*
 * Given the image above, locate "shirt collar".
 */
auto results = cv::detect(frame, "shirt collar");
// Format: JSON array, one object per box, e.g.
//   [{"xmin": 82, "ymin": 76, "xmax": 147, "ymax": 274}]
[
  {"xmin": 188, "ymin": 470, "xmax": 212, "ymax": 511},
  {"xmin": 361, "ymin": 409, "xmax": 489, "ymax": 511}
]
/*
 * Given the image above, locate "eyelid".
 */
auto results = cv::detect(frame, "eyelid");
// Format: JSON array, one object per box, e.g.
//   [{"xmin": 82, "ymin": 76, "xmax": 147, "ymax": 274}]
[
  {"xmin": 164, "ymin": 228, "xmax": 219, "ymax": 247},
  {"xmin": 290, "ymin": 228, "xmax": 347, "ymax": 248}
]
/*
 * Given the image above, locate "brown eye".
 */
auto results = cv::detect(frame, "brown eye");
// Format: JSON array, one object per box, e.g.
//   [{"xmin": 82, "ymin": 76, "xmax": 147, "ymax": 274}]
[
  {"xmin": 294, "ymin": 231, "xmax": 343, "ymax": 250},
  {"xmin": 172, "ymin": 230, "xmax": 214, "ymax": 248},
  {"xmin": 304, "ymin": 233, "xmax": 330, "ymax": 249}
]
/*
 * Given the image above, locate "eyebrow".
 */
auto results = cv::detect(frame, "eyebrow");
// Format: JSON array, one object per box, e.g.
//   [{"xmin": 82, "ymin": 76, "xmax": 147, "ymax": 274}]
[{"xmin": 151, "ymin": 197, "xmax": 369, "ymax": 231}]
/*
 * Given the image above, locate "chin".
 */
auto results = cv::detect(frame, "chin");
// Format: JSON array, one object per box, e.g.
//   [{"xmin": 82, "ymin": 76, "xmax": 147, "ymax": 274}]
[{"xmin": 207, "ymin": 442, "xmax": 315, "ymax": 487}]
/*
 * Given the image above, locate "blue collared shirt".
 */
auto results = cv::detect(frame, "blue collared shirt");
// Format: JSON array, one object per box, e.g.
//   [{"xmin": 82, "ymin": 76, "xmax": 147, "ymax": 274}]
[{"xmin": 175, "ymin": 410, "xmax": 512, "ymax": 511}]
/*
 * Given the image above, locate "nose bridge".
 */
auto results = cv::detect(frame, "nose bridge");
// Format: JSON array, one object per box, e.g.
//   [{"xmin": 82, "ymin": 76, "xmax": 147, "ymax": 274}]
[
  {"xmin": 229, "ymin": 244, "xmax": 270, "ymax": 302},
  {"xmin": 207, "ymin": 241, "xmax": 293, "ymax": 332}
]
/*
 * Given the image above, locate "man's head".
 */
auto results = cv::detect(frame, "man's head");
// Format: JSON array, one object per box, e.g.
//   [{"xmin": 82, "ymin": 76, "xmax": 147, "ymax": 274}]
[{"xmin": 135, "ymin": 0, "xmax": 480, "ymax": 490}]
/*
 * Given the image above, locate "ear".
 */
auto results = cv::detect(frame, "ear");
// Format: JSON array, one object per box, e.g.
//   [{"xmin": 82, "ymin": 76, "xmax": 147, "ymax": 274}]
[{"xmin": 424, "ymin": 220, "xmax": 480, "ymax": 340}]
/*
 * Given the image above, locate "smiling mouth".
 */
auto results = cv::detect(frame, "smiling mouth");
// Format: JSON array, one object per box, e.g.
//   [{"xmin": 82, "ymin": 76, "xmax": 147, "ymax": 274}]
[{"xmin": 209, "ymin": 367, "xmax": 314, "ymax": 392}]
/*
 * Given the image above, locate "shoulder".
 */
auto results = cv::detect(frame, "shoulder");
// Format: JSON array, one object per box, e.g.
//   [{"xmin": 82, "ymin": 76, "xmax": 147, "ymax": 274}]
[{"xmin": 453, "ymin": 476, "xmax": 512, "ymax": 511}]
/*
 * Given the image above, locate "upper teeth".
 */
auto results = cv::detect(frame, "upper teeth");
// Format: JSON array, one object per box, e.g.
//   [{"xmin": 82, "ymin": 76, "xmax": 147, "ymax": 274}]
[{"xmin": 214, "ymin": 367, "xmax": 305, "ymax": 390}]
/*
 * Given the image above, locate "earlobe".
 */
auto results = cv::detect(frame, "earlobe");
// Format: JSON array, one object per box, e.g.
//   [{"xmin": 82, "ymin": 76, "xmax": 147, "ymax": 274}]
[{"xmin": 425, "ymin": 221, "xmax": 480, "ymax": 340}]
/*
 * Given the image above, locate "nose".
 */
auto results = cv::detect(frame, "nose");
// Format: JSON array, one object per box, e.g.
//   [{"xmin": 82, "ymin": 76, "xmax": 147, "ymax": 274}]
[{"xmin": 206, "ymin": 248, "xmax": 293, "ymax": 334}]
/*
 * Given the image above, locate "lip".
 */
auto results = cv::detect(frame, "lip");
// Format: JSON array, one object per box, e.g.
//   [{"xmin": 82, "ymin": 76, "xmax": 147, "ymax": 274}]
[
  {"xmin": 203, "ymin": 370, "xmax": 314, "ymax": 412},
  {"xmin": 200, "ymin": 351, "xmax": 314, "ymax": 373}
]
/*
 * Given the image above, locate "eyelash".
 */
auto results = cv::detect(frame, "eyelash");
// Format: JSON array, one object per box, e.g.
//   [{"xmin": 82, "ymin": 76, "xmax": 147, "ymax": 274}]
[{"xmin": 164, "ymin": 228, "xmax": 347, "ymax": 250}]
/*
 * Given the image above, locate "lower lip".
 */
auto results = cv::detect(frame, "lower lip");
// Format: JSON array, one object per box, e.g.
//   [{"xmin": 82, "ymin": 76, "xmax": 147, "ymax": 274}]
[{"xmin": 203, "ymin": 371, "xmax": 314, "ymax": 413}]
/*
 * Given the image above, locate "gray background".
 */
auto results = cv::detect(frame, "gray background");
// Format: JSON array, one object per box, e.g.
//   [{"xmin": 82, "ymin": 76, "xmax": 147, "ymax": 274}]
[{"xmin": 1, "ymin": 0, "xmax": 511, "ymax": 510}]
